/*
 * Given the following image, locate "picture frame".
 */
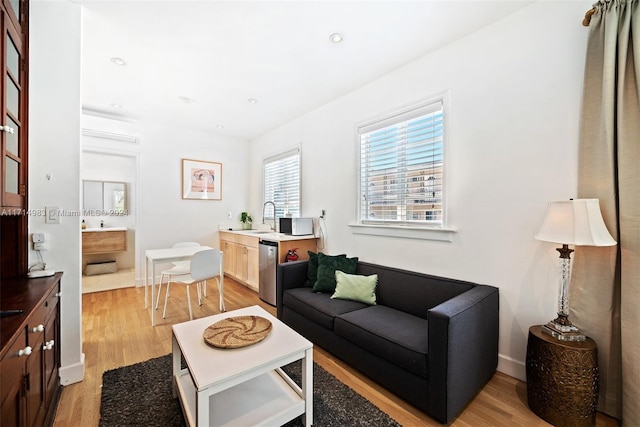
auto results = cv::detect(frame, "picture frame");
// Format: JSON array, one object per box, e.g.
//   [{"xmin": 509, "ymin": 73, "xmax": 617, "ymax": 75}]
[{"xmin": 182, "ymin": 159, "xmax": 222, "ymax": 200}]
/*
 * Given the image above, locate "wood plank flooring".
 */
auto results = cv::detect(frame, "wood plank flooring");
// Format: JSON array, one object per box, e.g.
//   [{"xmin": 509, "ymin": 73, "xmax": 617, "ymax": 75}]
[{"xmin": 53, "ymin": 278, "xmax": 620, "ymax": 426}]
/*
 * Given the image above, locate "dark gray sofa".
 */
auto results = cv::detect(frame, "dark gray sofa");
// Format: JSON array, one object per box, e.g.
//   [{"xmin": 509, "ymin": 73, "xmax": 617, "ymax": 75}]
[{"xmin": 276, "ymin": 259, "xmax": 499, "ymax": 424}]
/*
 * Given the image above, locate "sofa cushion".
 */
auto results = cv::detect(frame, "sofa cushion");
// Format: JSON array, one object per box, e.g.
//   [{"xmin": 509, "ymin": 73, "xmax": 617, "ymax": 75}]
[
  {"xmin": 331, "ymin": 271, "xmax": 378, "ymax": 305},
  {"xmin": 283, "ymin": 287, "xmax": 368, "ymax": 330},
  {"xmin": 312, "ymin": 253, "xmax": 358, "ymax": 293},
  {"xmin": 334, "ymin": 305, "xmax": 429, "ymax": 378}
]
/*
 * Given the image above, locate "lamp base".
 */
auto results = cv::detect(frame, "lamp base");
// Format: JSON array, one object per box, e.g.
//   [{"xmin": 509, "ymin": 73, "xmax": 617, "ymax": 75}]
[{"xmin": 542, "ymin": 321, "xmax": 586, "ymax": 342}]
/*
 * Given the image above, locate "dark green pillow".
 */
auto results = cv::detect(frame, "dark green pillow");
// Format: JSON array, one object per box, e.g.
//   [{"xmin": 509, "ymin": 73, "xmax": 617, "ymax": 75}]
[
  {"xmin": 312, "ymin": 253, "xmax": 358, "ymax": 293},
  {"xmin": 305, "ymin": 251, "xmax": 346, "ymax": 287}
]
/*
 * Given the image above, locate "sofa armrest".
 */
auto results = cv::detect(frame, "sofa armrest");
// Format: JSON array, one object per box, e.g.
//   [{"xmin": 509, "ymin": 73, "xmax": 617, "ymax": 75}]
[
  {"xmin": 427, "ymin": 284, "xmax": 499, "ymax": 423},
  {"xmin": 276, "ymin": 260, "xmax": 309, "ymax": 319}
]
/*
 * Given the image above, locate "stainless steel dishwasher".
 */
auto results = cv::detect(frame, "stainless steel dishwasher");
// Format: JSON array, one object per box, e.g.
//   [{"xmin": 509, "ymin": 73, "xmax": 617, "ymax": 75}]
[{"xmin": 258, "ymin": 239, "xmax": 278, "ymax": 305}]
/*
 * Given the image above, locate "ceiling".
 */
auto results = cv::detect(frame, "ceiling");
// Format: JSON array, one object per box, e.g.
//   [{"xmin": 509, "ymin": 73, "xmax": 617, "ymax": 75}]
[{"xmin": 79, "ymin": 1, "xmax": 533, "ymax": 141}]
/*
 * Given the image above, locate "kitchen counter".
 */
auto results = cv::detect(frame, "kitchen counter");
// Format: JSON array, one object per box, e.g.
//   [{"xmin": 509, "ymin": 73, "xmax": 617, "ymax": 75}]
[{"xmin": 221, "ymin": 229, "xmax": 317, "ymax": 242}]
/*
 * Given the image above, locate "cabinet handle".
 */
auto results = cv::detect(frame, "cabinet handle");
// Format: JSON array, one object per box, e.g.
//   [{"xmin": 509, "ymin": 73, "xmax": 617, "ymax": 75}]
[
  {"xmin": 43, "ymin": 340, "xmax": 55, "ymax": 351},
  {"xmin": 0, "ymin": 125, "xmax": 15, "ymax": 134},
  {"xmin": 31, "ymin": 324, "xmax": 44, "ymax": 333},
  {"xmin": 18, "ymin": 346, "xmax": 32, "ymax": 356},
  {"xmin": 56, "ymin": 292, "xmax": 62, "ymax": 297}
]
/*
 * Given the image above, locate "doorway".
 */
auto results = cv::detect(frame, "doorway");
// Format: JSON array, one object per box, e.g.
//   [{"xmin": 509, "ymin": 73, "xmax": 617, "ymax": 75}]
[{"xmin": 81, "ymin": 144, "xmax": 139, "ymax": 294}]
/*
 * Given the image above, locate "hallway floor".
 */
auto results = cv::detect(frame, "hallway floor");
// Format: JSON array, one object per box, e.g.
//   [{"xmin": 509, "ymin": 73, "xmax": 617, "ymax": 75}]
[{"xmin": 82, "ymin": 268, "xmax": 135, "ymax": 294}]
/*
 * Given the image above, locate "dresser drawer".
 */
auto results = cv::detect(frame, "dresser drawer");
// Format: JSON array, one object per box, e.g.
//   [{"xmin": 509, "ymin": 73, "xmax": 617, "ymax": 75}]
[{"xmin": 27, "ymin": 284, "xmax": 59, "ymax": 347}]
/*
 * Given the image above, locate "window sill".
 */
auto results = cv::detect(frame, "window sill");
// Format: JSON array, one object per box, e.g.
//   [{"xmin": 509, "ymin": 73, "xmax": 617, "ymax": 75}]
[{"xmin": 348, "ymin": 223, "xmax": 457, "ymax": 242}]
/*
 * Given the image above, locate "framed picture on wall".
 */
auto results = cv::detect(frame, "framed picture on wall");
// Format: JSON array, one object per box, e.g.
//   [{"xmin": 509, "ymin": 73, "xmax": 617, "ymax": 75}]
[{"xmin": 182, "ymin": 159, "xmax": 222, "ymax": 200}]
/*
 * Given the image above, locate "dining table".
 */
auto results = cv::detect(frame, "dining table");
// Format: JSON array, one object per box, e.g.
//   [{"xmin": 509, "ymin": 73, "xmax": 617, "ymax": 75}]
[{"xmin": 144, "ymin": 245, "xmax": 212, "ymax": 326}]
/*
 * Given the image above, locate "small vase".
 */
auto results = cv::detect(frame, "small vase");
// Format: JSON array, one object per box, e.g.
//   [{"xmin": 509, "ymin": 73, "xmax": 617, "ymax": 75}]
[{"xmin": 242, "ymin": 223, "xmax": 252, "ymax": 230}]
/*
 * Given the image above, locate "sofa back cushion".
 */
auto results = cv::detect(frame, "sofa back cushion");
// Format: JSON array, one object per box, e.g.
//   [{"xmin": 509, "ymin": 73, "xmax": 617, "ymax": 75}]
[{"xmin": 356, "ymin": 262, "xmax": 475, "ymax": 319}]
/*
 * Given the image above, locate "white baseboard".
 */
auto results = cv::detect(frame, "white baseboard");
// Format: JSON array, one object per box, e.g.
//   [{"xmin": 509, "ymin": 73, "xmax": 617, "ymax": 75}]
[
  {"xmin": 59, "ymin": 353, "xmax": 85, "ymax": 386},
  {"xmin": 135, "ymin": 276, "xmax": 158, "ymax": 287},
  {"xmin": 498, "ymin": 353, "xmax": 526, "ymax": 381}
]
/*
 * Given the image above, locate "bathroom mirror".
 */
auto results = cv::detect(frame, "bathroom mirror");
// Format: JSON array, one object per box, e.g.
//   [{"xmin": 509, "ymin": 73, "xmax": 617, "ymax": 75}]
[{"xmin": 83, "ymin": 180, "xmax": 127, "ymax": 214}]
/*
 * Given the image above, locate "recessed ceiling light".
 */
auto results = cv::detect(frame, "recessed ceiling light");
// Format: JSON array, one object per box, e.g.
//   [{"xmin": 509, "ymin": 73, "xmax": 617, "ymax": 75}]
[
  {"xmin": 110, "ymin": 57, "xmax": 126, "ymax": 66},
  {"xmin": 216, "ymin": 125, "xmax": 224, "ymax": 129},
  {"xmin": 248, "ymin": 98, "xmax": 258, "ymax": 104},
  {"xmin": 110, "ymin": 103, "xmax": 122, "ymax": 108},
  {"xmin": 179, "ymin": 96, "xmax": 195, "ymax": 104},
  {"xmin": 329, "ymin": 33, "xmax": 343, "ymax": 43}
]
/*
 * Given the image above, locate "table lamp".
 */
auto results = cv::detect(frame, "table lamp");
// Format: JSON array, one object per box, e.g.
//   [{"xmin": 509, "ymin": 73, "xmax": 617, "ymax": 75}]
[{"xmin": 535, "ymin": 199, "xmax": 616, "ymax": 341}]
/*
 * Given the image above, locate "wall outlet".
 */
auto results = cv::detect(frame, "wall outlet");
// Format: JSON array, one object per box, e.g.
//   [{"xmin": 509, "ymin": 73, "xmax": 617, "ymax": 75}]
[
  {"xmin": 32, "ymin": 233, "xmax": 45, "ymax": 243},
  {"xmin": 34, "ymin": 242, "xmax": 48, "ymax": 251}
]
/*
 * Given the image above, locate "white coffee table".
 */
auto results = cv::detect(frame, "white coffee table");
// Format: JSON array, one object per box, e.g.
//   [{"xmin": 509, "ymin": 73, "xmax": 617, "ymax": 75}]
[{"xmin": 171, "ymin": 305, "xmax": 313, "ymax": 426}]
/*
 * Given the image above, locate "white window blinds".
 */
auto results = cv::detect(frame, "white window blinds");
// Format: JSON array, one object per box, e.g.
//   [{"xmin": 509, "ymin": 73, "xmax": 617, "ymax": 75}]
[
  {"xmin": 263, "ymin": 148, "xmax": 301, "ymax": 219},
  {"xmin": 359, "ymin": 99, "xmax": 444, "ymax": 226}
]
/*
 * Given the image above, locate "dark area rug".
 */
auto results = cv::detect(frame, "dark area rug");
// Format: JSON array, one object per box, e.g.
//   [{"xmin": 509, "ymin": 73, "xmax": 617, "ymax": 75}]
[{"xmin": 100, "ymin": 354, "xmax": 400, "ymax": 427}]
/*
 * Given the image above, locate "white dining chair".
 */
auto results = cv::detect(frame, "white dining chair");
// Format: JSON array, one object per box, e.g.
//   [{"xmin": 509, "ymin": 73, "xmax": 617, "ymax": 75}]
[
  {"xmin": 162, "ymin": 249, "xmax": 225, "ymax": 320},
  {"xmin": 155, "ymin": 242, "xmax": 201, "ymax": 309}
]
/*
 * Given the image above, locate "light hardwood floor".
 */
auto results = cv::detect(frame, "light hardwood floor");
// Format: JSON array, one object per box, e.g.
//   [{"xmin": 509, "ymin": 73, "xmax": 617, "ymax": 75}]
[{"xmin": 53, "ymin": 278, "xmax": 620, "ymax": 426}]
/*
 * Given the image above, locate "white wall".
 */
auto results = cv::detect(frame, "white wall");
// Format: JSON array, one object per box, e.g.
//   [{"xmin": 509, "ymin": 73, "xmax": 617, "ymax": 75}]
[
  {"xmin": 134, "ymin": 122, "xmax": 250, "ymax": 283},
  {"xmin": 29, "ymin": 0, "xmax": 84, "ymax": 385},
  {"xmin": 247, "ymin": 1, "xmax": 591, "ymax": 380}
]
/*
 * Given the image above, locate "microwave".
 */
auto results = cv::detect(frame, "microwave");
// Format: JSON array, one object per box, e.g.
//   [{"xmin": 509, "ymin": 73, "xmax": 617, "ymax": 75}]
[{"xmin": 279, "ymin": 217, "xmax": 313, "ymax": 236}]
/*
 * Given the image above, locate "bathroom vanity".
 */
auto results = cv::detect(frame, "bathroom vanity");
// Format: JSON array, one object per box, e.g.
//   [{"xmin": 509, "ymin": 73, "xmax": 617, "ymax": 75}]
[{"xmin": 81, "ymin": 227, "xmax": 127, "ymax": 254}]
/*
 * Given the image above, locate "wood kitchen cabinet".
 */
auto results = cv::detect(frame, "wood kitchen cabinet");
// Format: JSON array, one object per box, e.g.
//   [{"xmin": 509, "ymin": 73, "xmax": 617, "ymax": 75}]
[
  {"xmin": 220, "ymin": 232, "xmax": 259, "ymax": 291},
  {"xmin": 220, "ymin": 238, "xmax": 236, "ymax": 277},
  {"xmin": 219, "ymin": 231, "xmax": 317, "ymax": 293},
  {"xmin": 235, "ymin": 243, "xmax": 259, "ymax": 289},
  {"xmin": 1, "ymin": 273, "xmax": 62, "ymax": 427}
]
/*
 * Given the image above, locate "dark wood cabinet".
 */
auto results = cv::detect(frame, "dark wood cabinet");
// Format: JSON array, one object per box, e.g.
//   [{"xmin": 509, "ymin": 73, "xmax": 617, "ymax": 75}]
[
  {"xmin": 0, "ymin": 273, "xmax": 62, "ymax": 427},
  {"xmin": 0, "ymin": 0, "xmax": 28, "ymax": 279},
  {"xmin": 1, "ymin": 0, "xmax": 28, "ymax": 210}
]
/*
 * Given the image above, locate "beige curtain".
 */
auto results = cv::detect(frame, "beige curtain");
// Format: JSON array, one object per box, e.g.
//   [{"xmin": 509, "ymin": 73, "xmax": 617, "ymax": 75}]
[{"xmin": 572, "ymin": 0, "xmax": 640, "ymax": 423}]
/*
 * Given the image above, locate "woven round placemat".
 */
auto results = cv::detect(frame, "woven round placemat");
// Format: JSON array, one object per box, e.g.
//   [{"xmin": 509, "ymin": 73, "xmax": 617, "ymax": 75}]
[{"xmin": 203, "ymin": 315, "xmax": 273, "ymax": 349}]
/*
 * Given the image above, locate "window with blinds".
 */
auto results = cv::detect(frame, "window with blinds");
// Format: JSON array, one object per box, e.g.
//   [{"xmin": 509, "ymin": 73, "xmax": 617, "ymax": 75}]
[
  {"xmin": 359, "ymin": 99, "xmax": 444, "ymax": 226},
  {"xmin": 263, "ymin": 148, "xmax": 301, "ymax": 219}
]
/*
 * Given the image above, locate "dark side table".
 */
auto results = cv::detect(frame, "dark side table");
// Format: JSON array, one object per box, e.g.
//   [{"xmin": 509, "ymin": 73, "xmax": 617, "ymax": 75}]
[{"xmin": 526, "ymin": 325, "xmax": 599, "ymax": 427}]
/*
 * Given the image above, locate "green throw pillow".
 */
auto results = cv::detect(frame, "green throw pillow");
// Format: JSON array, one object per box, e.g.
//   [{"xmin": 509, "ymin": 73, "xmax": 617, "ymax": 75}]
[
  {"xmin": 312, "ymin": 253, "xmax": 358, "ymax": 293},
  {"xmin": 331, "ymin": 271, "xmax": 378, "ymax": 305},
  {"xmin": 305, "ymin": 251, "xmax": 346, "ymax": 287}
]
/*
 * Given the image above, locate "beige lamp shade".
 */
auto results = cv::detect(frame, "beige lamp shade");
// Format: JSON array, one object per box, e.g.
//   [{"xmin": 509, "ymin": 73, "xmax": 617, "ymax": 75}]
[{"xmin": 535, "ymin": 199, "xmax": 616, "ymax": 246}]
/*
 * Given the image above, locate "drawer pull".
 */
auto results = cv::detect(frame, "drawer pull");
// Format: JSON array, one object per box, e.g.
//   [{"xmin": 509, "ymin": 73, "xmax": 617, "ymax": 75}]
[
  {"xmin": 43, "ymin": 340, "xmax": 55, "ymax": 351},
  {"xmin": 18, "ymin": 346, "xmax": 32, "ymax": 356},
  {"xmin": 56, "ymin": 292, "xmax": 62, "ymax": 297},
  {"xmin": 32, "ymin": 324, "xmax": 44, "ymax": 333}
]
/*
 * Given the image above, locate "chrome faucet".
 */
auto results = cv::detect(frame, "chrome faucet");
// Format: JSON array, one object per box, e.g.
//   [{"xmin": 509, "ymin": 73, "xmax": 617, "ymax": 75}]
[{"xmin": 262, "ymin": 201, "xmax": 277, "ymax": 231}]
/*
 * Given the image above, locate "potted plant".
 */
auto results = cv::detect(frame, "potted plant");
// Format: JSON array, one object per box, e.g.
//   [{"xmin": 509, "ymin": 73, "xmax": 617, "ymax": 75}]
[{"xmin": 240, "ymin": 212, "xmax": 253, "ymax": 230}]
